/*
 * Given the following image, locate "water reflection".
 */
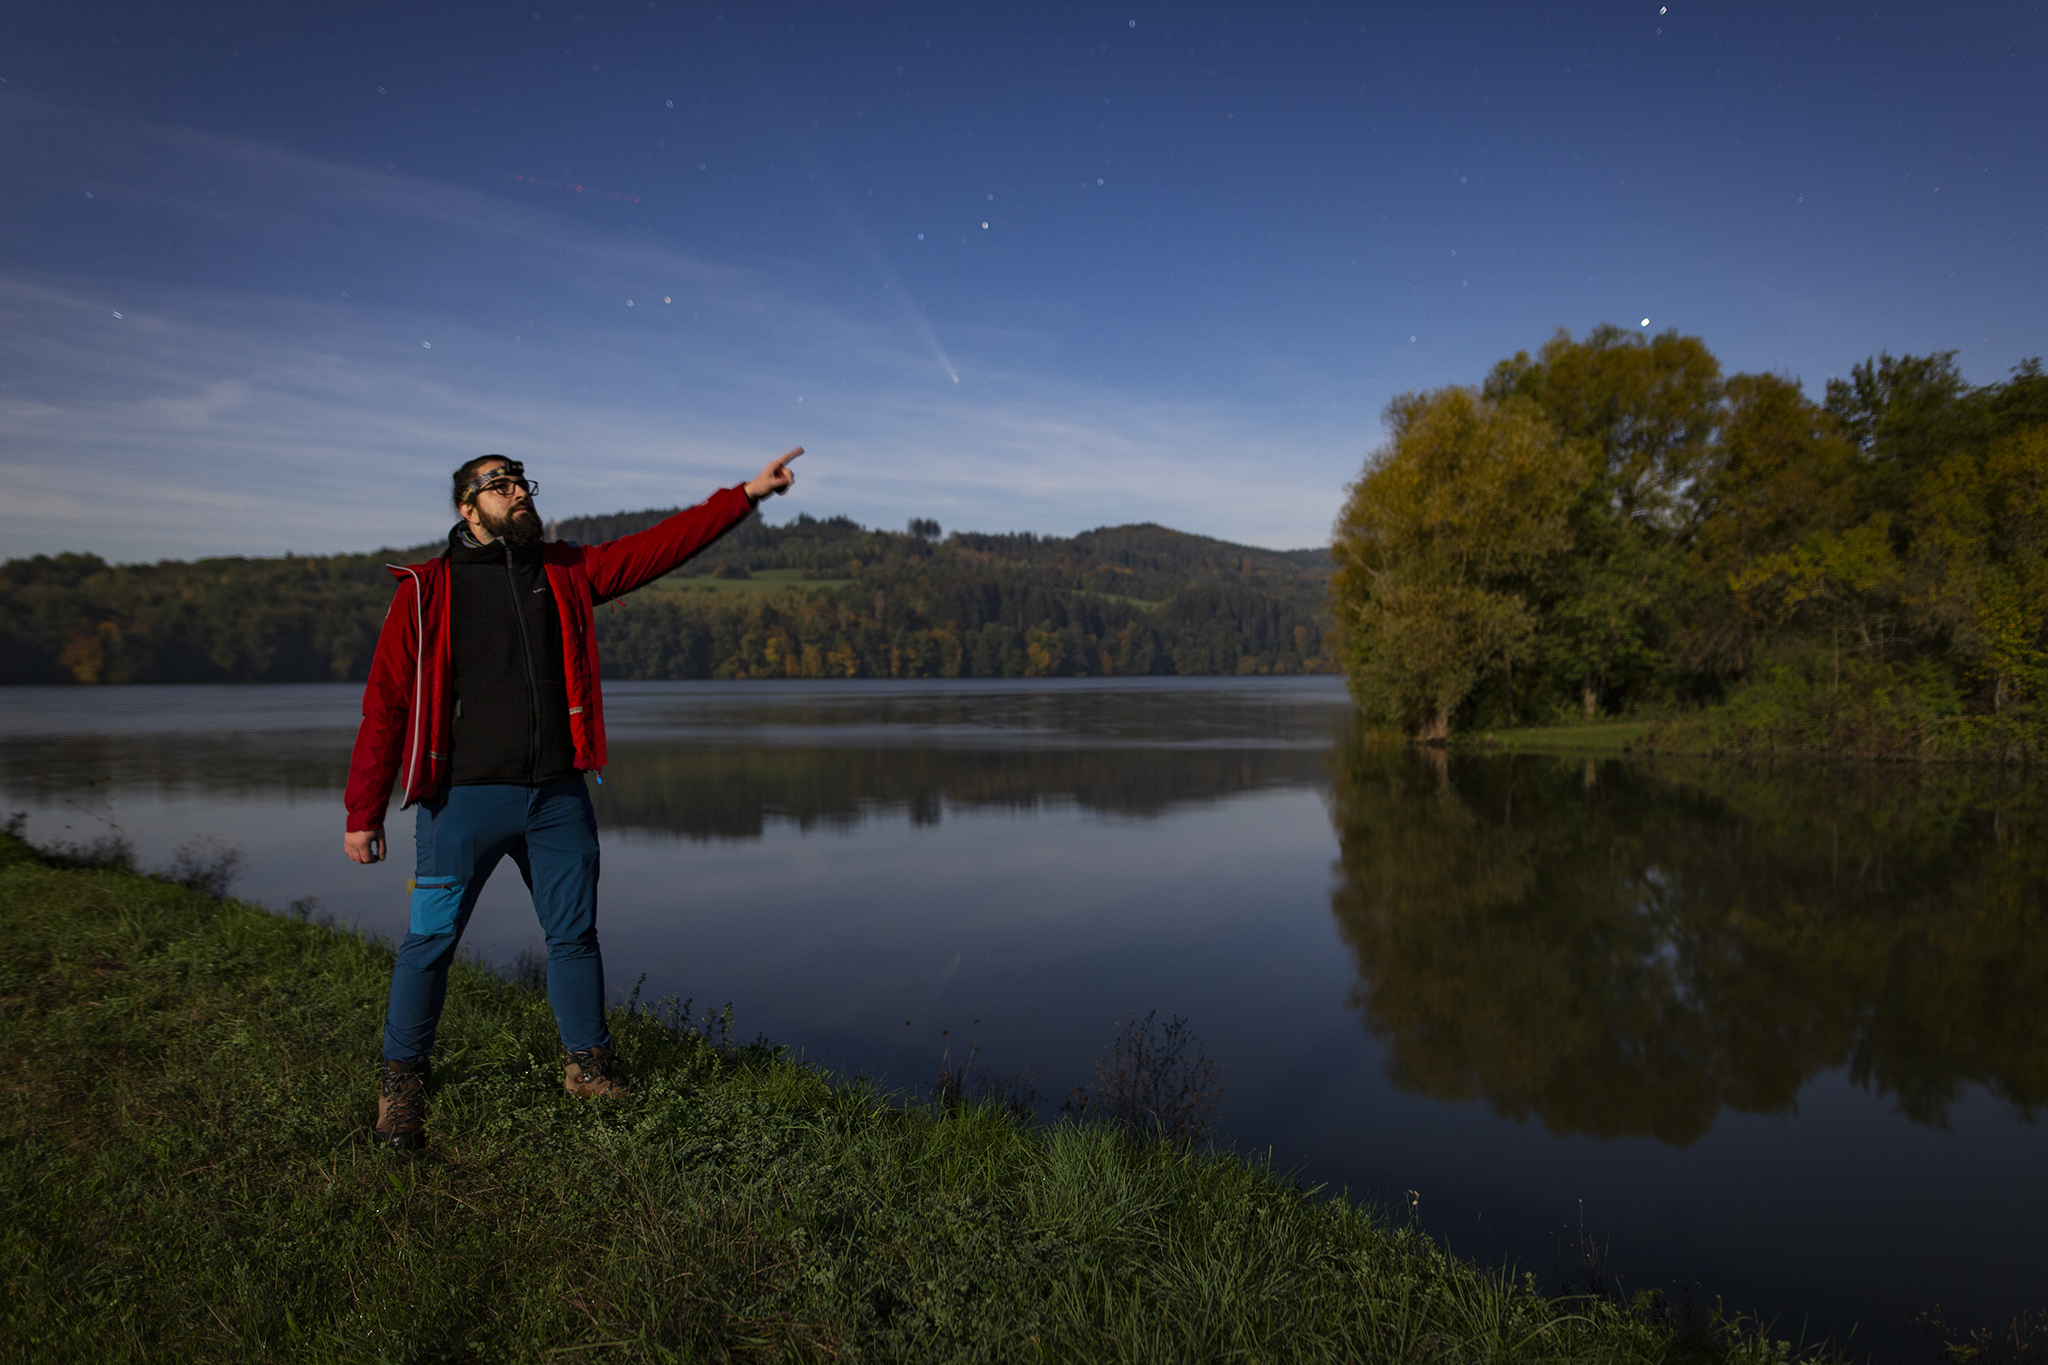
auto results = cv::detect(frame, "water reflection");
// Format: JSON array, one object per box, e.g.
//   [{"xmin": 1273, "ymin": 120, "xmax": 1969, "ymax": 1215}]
[
  {"xmin": 601, "ymin": 678, "xmax": 1341, "ymax": 748},
  {"xmin": 1, "ymin": 733, "xmax": 355, "ymax": 801},
  {"xmin": 0, "ymin": 679, "xmax": 1346, "ymax": 837},
  {"xmin": 1329, "ymin": 734, "xmax": 2048, "ymax": 1144},
  {"xmin": 594, "ymin": 742, "xmax": 1330, "ymax": 837}
]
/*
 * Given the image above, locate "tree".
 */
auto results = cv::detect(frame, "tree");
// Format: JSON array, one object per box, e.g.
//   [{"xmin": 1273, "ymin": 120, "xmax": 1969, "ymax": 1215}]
[
  {"xmin": 1725, "ymin": 518, "xmax": 1905, "ymax": 694},
  {"xmin": 1330, "ymin": 388, "xmax": 1586, "ymax": 738},
  {"xmin": 1484, "ymin": 324, "xmax": 1723, "ymax": 529},
  {"xmin": 1485, "ymin": 325, "xmax": 1722, "ymax": 716},
  {"xmin": 1685, "ymin": 372, "xmax": 1864, "ymax": 679},
  {"xmin": 1535, "ymin": 515, "xmax": 1676, "ymax": 719},
  {"xmin": 1910, "ymin": 426, "xmax": 2048, "ymax": 711},
  {"xmin": 1824, "ymin": 350, "xmax": 1977, "ymax": 524}
]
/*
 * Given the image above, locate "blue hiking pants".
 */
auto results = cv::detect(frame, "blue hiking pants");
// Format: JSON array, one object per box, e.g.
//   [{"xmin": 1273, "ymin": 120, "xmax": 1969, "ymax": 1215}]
[{"xmin": 382, "ymin": 778, "xmax": 609, "ymax": 1062}]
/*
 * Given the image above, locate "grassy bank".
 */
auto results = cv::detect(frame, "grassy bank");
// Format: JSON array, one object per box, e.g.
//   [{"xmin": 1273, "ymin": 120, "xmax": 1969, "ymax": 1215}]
[
  {"xmin": 0, "ymin": 833, "xmax": 1822, "ymax": 1363},
  {"xmin": 1635, "ymin": 659, "xmax": 2045, "ymax": 765},
  {"xmin": 1446, "ymin": 657, "xmax": 2047, "ymax": 763}
]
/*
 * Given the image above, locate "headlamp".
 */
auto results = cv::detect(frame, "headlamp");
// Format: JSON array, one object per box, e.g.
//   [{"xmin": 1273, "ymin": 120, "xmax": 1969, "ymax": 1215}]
[{"xmin": 462, "ymin": 460, "xmax": 537, "ymax": 502}]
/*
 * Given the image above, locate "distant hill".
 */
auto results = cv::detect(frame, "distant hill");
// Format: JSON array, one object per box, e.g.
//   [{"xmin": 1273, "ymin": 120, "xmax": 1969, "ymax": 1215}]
[
  {"xmin": 555, "ymin": 507, "xmax": 1330, "ymax": 598},
  {"xmin": 2, "ymin": 513, "xmax": 1333, "ymax": 685}
]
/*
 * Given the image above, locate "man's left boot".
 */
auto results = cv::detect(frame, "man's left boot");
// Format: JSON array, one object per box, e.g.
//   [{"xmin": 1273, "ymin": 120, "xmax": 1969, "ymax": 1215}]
[{"xmin": 564, "ymin": 1045, "xmax": 629, "ymax": 1098}]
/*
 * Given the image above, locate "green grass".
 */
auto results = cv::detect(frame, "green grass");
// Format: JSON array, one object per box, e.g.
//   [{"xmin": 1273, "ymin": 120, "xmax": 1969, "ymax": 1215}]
[
  {"xmin": 1457, "ymin": 722, "xmax": 1654, "ymax": 755},
  {"xmin": 652, "ymin": 567, "xmax": 844, "ymax": 596},
  {"xmin": 0, "ymin": 832, "xmax": 1832, "ymax": 1363}
]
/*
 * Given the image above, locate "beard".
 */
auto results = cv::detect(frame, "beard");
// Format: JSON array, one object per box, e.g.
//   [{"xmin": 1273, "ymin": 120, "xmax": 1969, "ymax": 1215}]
[{"xmin": 480, "ymin": 501, "xmax": 543, "ymax": 547}]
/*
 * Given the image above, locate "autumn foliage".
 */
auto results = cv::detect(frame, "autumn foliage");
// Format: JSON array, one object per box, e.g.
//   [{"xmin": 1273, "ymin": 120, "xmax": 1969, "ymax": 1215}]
[{"xmin": 1331, "ymin": 325, "xmax": 2048, "ymax": 754}]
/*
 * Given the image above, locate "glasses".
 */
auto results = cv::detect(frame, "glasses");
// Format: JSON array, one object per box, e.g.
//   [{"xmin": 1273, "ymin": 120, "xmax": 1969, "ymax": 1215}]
[
  {"xmin": 472, "ymin": 475, "xmax": 538, "ymax": 500},
  {"xmin": 463, "ymin": 462, "xmax": 539, "ymax": 502}
]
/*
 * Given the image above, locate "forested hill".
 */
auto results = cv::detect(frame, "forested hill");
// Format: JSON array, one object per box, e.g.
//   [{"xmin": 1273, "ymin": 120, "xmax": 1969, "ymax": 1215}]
[
  {"xmin": 551, "ymin": 508, "xmax": 1331, "ymax": 602},
  {"xmin": 1, "ymin": 516, "xmax": 1334, "ymax": 685}
]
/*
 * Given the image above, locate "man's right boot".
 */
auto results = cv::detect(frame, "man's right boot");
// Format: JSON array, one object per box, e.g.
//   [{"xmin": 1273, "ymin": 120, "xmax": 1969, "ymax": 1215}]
[
  {"xmin": 375, "ymin": 1056, "xmax": 430, "ymax": 1151},
  {"xmin": 563, "ymin": 1045, "xmax": 629, "ymax": 1098}
]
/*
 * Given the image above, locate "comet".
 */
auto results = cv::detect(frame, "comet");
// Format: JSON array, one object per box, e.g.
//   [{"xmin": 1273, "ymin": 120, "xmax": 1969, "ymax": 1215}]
[{"xmin": 509, "ymin": 173, "xmax": 641, "ymax": 204}]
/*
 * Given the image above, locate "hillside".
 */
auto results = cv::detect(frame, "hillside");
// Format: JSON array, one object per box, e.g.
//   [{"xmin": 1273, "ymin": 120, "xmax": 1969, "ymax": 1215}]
[
  {"xmin": 554, "ymin": 507, "xmax": 1331, "ymax": 600},
  {"xmin": 0, "ymin": 515, "xmax": 1334, "ymax": 685}
]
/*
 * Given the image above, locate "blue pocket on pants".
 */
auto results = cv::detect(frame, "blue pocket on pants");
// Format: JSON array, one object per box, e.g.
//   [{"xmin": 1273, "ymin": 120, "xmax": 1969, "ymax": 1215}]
[{"xmin": 408, "ymin": 877, "xmax": 466, "ymax": 937}]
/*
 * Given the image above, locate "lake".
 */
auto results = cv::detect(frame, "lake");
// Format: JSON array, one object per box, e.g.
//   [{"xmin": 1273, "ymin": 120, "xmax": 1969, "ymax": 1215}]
[{"xmin": 3, "ymin": 676, "xmax": 2041, "ymax": 1359}]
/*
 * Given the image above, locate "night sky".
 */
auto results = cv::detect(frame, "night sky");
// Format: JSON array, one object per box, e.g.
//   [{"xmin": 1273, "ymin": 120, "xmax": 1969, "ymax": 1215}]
[{"xmin": 4, "ymin": 1, "xmax": 2043, "ymax": 562}]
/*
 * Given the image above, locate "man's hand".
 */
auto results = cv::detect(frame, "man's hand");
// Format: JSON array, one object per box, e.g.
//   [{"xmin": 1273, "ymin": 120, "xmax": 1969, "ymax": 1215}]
[
  {"xmin": 345, "ymin": 828, "xmax": 386, "ymax": 864},
  {"xmin": 744, "ymin": 447, "xmax": 803, "ymax": 501}
]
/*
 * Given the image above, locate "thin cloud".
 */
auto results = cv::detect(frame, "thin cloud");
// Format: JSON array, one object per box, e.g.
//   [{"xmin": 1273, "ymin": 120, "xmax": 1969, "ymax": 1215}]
[{"xmin": 1, "ymin": 98, "xmax": 1351, "ymax": 562}]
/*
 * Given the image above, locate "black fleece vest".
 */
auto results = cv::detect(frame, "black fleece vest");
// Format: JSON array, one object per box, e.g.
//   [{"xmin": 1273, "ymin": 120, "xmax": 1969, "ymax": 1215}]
[{"xmin": 445, "ymin": 526, "xmax": 577, "ymax": 788}]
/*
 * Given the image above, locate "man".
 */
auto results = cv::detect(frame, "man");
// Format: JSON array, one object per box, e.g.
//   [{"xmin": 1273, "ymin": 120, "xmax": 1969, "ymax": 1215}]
[{"xmin": 343, "ymin": 447, "xmax": 801, "ymax": 1150}]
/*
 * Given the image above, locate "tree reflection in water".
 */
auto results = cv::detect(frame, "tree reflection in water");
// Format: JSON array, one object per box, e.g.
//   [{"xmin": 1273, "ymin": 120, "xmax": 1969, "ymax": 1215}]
[{"xmin": 1327, "ymin": 729, "xmax": 2048, "ymax": 1144}]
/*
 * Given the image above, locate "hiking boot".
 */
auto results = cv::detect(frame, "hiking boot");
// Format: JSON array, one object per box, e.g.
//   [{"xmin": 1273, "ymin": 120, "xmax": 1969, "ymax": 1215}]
[
  {"xmin": 563, "ymin": 1045, "xmax": 628, "ymax": 1098},
  {"xmin": 375, "ymin": 1056, "xmax": 430, "ymax": 1150}
]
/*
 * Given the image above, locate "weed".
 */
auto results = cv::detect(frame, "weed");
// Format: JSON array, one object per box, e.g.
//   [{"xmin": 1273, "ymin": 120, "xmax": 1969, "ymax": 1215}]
[
  {"xmin": 511, "ymin": 937, "xmax": 549, "ymax": 993},
  {"xmin": 926, "ymin": 1019, "xmax": 1044, "ymax": 1121},
  {"xmin": 33, "ymin": 828, "xmax": 137, "ymax": 870},
  {"xmin": 963, "ymin": 1061, "xmax": 1044, "ymax": 1121},
  {"xmin": 286, "ymin": 895, "xmax": 335, "ymax": 929},
  {"xmin": 1061, "ymin": 1009, "xmax": 1227, "ymax": 1141},
  {"xmin": 1916, "ymin": 1307, "xmax": 2048, "ymax": 1365},
  {"xmin": 168, "ymin": 835, "xmax": 243, "ymax": 896}
]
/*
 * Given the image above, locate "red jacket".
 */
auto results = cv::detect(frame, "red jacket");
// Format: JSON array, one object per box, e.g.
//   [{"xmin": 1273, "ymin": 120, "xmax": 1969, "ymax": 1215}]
[{"xmin": 344, "ymin": 486, "xmax": 754, "ymax": 832}]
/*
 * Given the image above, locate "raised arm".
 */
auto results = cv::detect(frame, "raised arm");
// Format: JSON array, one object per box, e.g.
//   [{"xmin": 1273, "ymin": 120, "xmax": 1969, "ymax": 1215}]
[{"xmin": 580, "ymin": 448, "xmax": 804, "ymax": 603}]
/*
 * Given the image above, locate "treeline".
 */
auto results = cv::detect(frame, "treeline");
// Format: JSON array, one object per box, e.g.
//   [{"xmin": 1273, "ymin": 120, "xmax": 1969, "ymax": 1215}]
[
  {"xmin": 0, "ymin": 548, "xmax": 408, "ymax": 687},
  {"xmin": 599, "ymin": 559, "xmax": 1325, "ymax": 682},
  {"xmin": 1, "ymin": 517, "xmax": 1332, "ymax": 684},
  {"xmin": 1331, "ymin": 325, "xmax": 2048, "ymax": 758}
]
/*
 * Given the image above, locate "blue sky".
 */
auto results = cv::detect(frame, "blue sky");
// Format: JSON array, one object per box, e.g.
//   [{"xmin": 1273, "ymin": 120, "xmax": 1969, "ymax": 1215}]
[{"xmin": 3, "ymin": 0, "xmax": 2043, "ymax": 562}]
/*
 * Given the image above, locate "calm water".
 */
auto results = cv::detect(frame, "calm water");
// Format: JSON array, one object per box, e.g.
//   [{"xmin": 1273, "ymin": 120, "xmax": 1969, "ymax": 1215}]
[{"xmin": 4, "ymin": 677, "xmax": 2042, "ymax": 1359}]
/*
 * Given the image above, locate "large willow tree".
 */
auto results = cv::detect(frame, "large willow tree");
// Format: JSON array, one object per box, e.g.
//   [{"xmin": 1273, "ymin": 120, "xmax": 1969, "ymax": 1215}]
[{"xmin": 1330, "ymin": 388, "xmax": 1586, "ymax": 738}]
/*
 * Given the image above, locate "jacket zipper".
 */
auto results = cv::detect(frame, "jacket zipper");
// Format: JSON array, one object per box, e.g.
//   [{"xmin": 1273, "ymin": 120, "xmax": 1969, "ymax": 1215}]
[
  {"xmin": 388, "ymin": 563, "xmax": 427, "ymax": 804},
  {"xmin": 503, "ymin": 544, "xmax": 544, "ymax": 784}
]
